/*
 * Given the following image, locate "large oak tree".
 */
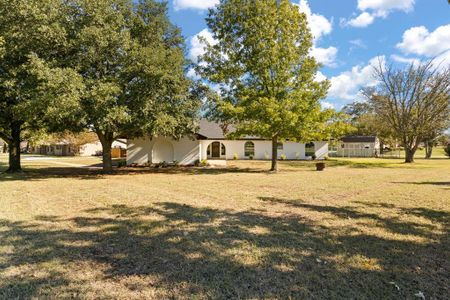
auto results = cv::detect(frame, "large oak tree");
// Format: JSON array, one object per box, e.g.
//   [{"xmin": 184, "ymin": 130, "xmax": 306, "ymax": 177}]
[
  {"xmin": 0, "ymin": 0, "xmax": 67, "ymax": 172},
  {"xmin": 33, "ymin": 0, "xmax": 201, "ymax": 172}
]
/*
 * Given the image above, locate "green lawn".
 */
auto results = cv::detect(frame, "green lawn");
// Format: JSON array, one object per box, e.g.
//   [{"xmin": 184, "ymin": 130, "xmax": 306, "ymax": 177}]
[{"xmin": 0, "ymin": 154, "xmax": 449, "ymax": 299}]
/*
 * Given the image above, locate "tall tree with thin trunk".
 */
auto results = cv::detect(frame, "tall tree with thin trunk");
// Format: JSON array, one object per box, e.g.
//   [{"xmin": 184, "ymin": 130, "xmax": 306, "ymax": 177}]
[
  {"xmin": 198, "ymin": 0, "xmax": 329, "ymax": 172},
  {"xmin": 368, "ymin": 60, "xmax": 450, "ymax": 163},
  {"xmin": 0, "ymin": 0, "xmax": 67, "ymax": 173}
]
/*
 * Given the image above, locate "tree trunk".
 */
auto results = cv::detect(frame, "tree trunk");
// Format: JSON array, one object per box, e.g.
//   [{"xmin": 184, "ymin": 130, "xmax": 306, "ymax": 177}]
[
  {"xmin": 425, "ymin": 141, "xmax": 433, "ymax": 159},
  {"xmin": 404, "ymin": 147, "xmax": 416, "ymax": 163},
  {"xmin": 98, "ymin": 132, "xmax": 114, "ymax": 173},
  {"xmin": 270, "ymin": 136, "xmax": 278, "ymax": 172},
  {"xmin": 6, "ymin": 124, "xmax": 22, "ymax": 173}
]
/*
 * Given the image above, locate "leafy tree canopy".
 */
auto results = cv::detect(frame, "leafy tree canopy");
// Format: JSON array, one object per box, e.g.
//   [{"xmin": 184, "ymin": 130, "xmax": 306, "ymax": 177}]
[
  {"xmin": 198, "ymin": 0, "xmax": 348, "ymax": 170},
  {"xmin": 30, "ymin": 0, "xmax": 202, "ymax": 171}
]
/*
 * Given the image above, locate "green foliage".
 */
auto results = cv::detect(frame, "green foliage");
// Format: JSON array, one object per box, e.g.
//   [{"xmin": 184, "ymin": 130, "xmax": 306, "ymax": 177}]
[
  {"xmin": 342, "ymin": 101, "xmax": 395, "ymax": 147},
  {"xmin": 233, "ymin": 153, "xmax": 238, "ymax": 160},
  {"xmin": 445, "ymin": 144, "xmax": 450, "ymax": 158},
  {"xmin": 29, "ymin": 0, "xmax": 202, "ymax": 171},
  {"xmin": 200, "ymin": 0, "xmax": 328, "ymax": 139},
  {"xmin": 280, "ymin": 154, "xmax": 287, "ymax": 160},
  {"xmin": 0, "ymin": 0, "xmax": 68, "ymax": 171},
  {"xmin": 197, "ymin": 0, "xmax": 351, "ymax": 170}
]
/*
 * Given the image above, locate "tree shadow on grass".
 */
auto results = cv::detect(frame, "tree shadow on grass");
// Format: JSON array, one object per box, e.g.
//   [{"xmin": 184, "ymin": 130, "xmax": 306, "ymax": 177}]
[
  {"xmin": 1, "ymin": 200, "xmax": 449, "ymax": 299},
  {"xmin": 392, "ymin": 181, "xmax": 450, "ymax": 190},
  {"xmin": 0, "ymin": 165, "xmax": 273, "ymax": 182}
]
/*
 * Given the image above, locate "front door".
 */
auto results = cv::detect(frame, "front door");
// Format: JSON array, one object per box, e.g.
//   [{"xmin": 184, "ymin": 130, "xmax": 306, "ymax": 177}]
[{"xmin": 211, "ymin": 142, "xmax": 221, "ymax": 158}]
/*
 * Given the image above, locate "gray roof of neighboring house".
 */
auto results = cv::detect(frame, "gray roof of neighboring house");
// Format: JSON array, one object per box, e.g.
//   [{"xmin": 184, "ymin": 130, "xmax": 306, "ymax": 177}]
[
  {"xmin": 341, "ymin": 135, "xmax": 377, "ymax": 143},
  {"xmin": 197, "ymin": 119, "xmax": 262, "ymax": 140}
]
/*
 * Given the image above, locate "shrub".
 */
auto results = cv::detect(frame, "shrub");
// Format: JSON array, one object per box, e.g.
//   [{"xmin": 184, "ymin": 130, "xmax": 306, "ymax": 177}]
[
  {"xmin": 280, "ymin": 153, "xmax": 287, "ymax": 160},
  {"xmin": 311, "ymin": 154, "xmax": 317, "ymax": 160},
  {"xmin": 200, "ymin": 159, "xmax": 209, "ymax": 166},
  {"xmin": 264, "ymin": 152, "xmax": 270, "ymax": 160},
  {"xmin": 249, "ymin": 154, "xmax": 254, "ymax": 160},
  {"xmin": 233, "ymin": 153, "xmax": 238, "ymax": 160},
  {"xmin": 445, "ymin": 144, "xmax": 450, "ymax": 158},
  {"xmin": 117, "ymin": 160, "xmax": 126, "ymax": 168}
]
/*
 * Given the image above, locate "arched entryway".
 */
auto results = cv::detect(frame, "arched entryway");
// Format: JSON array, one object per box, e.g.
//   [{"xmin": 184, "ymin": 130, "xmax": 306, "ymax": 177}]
[
  {"xmin": 152, "ymin": 140, "xmax": 174, "ymax": 163},
  {"xmin": 207, "ymin": 141, "xmax": 226, "ymax": 159}
]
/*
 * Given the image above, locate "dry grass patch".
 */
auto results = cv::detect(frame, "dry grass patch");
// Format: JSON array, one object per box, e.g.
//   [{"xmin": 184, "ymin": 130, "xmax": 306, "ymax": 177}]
[{"xmin": 0, "ymin": 154, "xmax": 449, "ymax": 299}]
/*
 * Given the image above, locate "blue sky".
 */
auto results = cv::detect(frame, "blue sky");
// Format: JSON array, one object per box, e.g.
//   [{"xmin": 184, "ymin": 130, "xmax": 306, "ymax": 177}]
[{"xmin": 166, "ymin": 0, "xmax": 450, "ymax": 109}]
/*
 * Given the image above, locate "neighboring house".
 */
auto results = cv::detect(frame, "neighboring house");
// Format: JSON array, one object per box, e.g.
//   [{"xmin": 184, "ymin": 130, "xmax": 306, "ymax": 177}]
[
  {"xmin": 32, "ymin": 139, "xmax": 127, "ymax": 157},
  {"xmin": 127, "ymin": 119, "xmax": 328, "ymax": 166},
  {"xmin": 336, "ymin": 135, "xmax": 380, "ymax": 157},
  {"xmin": 79, "ymin": 139, "xmax": 127, "ymax": 157}
]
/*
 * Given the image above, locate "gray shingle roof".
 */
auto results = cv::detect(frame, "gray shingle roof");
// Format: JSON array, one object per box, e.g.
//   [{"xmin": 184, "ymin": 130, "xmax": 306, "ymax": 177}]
[{"xmin": 197, "ymin": 119, "xmax": 261, "ymax": 140}]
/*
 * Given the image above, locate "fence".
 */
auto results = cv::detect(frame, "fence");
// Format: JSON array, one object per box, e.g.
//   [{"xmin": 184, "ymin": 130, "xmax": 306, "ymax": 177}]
[{"xmin": 329, "ymin": 148, "xmax": 403, "ymax": 158}]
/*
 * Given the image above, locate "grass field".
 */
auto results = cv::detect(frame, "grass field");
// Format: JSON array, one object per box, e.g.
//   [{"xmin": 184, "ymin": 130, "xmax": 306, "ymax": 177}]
[{"xmin": 0, "ymin": 154, "xmax": 449, "ymax": 299}]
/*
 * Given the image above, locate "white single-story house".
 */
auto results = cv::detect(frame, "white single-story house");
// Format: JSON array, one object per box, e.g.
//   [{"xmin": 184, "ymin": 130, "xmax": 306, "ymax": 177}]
[
  {"xmin": 336, "ymin": 135, "xmax": 380, "ymax": 157},
  {"xmin": 127, "ymin": 119, "xmax": 328, "ymax": 166}
]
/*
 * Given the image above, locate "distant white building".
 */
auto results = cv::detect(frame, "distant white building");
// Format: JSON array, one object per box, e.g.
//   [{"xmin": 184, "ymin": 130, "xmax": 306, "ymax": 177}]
[
  {"xmin": 127, "ymin": 119, "xmax": 329, "ymax": 166},
  {"xmin": 336, "ymin": 136, "xmax": 380, "ymax": 157},
  {"xmin": 31, "ymin": 139, "xmax": 126, "ymax": 157}
]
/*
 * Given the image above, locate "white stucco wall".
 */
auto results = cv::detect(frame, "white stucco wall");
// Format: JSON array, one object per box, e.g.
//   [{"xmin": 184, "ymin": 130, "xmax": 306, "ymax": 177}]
[
  {"xmin": 127, "ymin": 137, "xmax": 328, "ymax": 165},
  {"xmin": 199, "ymin": 140, "xmax": 327, "ymax": 160},
  {"xmin": 79, "ymin": 140, "xmax": 126, "ymax": 157},
  {"xmin": 127, "ymin": 137, "xmax": 200, "ymax": 165}
]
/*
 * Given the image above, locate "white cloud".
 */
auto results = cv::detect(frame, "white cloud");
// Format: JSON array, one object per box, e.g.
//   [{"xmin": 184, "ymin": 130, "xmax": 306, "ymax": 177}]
[
  {"xmin": 297, "ymin": 0, "xmax": 332, "ymax": 41},
  {"xmin": 173, "ymin": 0, "xmax": 218, "ymax": 11},
  {"xmin": 390, "ymin": 54, "xmax": 420, "ymax": 65},
  {"xmin": 349, "ymin": 39, "xmax": 367, "ymax": 51},
  {"xmin": 328, "ymin": 56, "xmax": 385, "ymax": 101},
  {"xmin": 315, "ymin": 71, "xmax": 327, "ymax": 82},
  {"xmin": 396, "ymin": 24, "xmax": 450, "ymax": 57},
  {"xmin": 436, "ymin": 50, "xmax": 450, "ymax": 67},
  {"xmin": 186, "ymin": 68, "xmax": 201, "ymax": 80},
  {"xmin": 188, "ymin": 29, "xmax": 217, "ymax": 63},
  {"xmin": 357, "ymin": 0, "xmax": 415, "ymax": 16},
  {"xmin": 345, "ymin": 12, "xmax": 375, "ymax": 28},
  {"xmin": 297, "ymin": 1, "xmax": 338, "ymax": 66},
  {"xmin": 343, "ymin": 0, "xmax": 415, "ymax": 28},
  {"xmin": 311, "ymin": 46, "xmax": 338, "ymax": 67},
  {"xmin": 321, "ymin": 101, "xmax": 335, "ymax": 110}
]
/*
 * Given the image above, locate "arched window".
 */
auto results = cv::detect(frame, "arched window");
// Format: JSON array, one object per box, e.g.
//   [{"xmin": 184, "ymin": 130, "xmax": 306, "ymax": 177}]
[
  {"xmin": 221, "ymin": 143, "xmax": 226, "ymax": 155},
  {"xmin": 305, "ymin": 142, "xmax": 315, "ymax": 157},
  {"xmin": 244, "ymin": 141, "xmax": 255, "ymax": 157}
]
